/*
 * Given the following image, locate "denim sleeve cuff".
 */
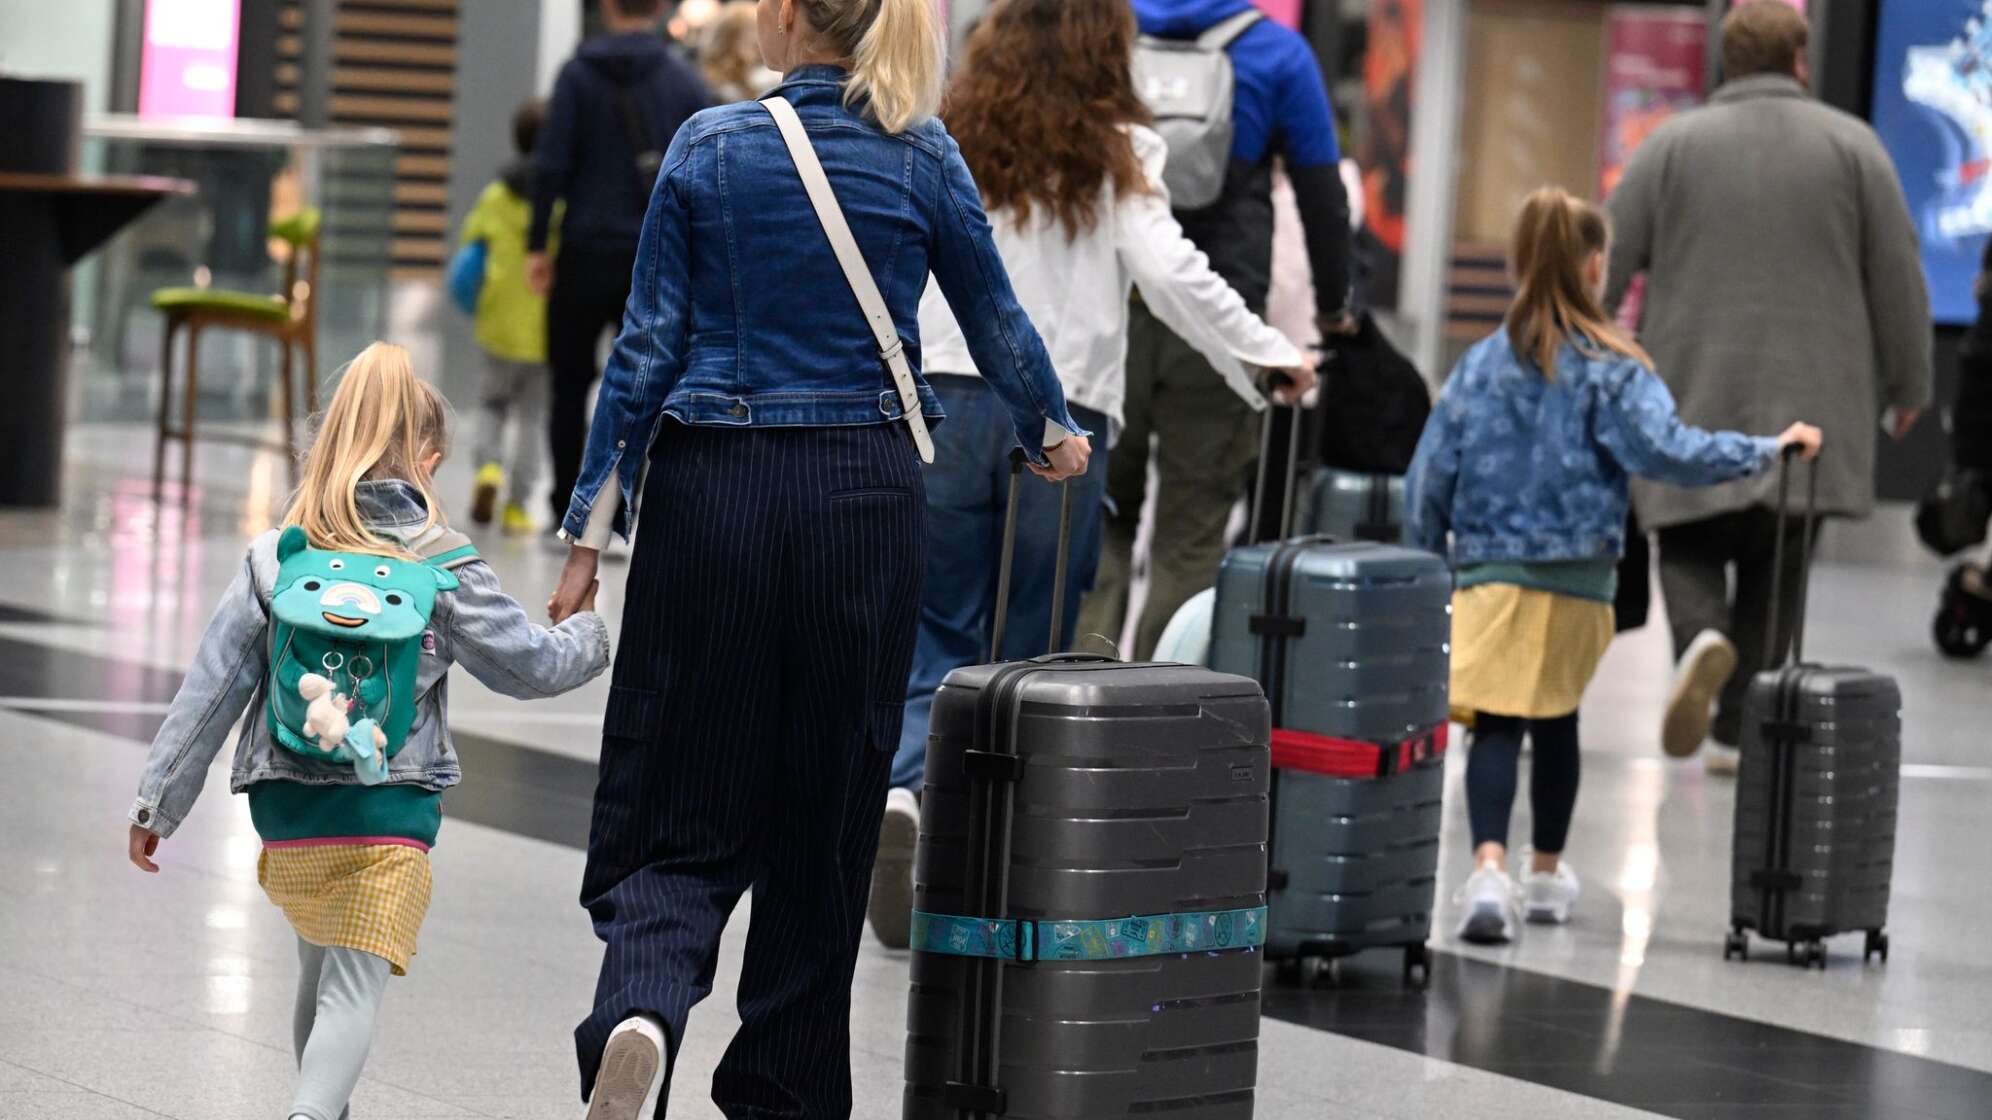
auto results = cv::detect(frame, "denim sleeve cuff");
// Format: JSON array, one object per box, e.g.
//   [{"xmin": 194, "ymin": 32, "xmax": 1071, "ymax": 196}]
[
  {"xmin": 129, "ymin": 797, "xmax": 178, "ymax": 838},
  {"xmin": 560, "ymin": 468, "xmax": 624, "ymax": 547},
  {"xmin": 1752, "ymin": 436, "xmax": 1783, "ymax": 470}
]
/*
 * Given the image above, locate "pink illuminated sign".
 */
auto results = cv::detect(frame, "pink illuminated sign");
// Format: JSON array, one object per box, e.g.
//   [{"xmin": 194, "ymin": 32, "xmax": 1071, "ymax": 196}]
[{"xmin": 138, "ymin": 0, "xmax": 241, "ymax": 120}]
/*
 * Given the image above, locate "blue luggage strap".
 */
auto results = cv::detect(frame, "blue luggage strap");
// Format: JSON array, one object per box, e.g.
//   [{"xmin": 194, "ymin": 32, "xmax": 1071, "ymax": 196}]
[{"xmin": 910, "ymin": 906, "xmax": 1266, "ymax": 962}]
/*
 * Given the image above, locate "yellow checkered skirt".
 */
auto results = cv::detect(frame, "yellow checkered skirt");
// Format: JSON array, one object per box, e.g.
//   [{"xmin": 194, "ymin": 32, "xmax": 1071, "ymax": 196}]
[
  {"xmin": 1449, "ymin": 583, "xmax": 1614, "ymax": 720},
  {"xmin": 257, "ymin": 842, "xmax": 432, "ymax": 975}
]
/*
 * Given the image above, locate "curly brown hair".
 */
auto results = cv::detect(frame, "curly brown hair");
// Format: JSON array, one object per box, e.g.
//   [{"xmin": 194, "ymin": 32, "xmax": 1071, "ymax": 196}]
[{"xmin": 943, "ymin": 0, "xmax": 1153, "ymax": 238}]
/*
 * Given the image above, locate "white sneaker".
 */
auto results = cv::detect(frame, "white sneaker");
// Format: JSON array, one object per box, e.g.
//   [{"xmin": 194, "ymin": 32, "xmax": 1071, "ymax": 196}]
[
  {"xmin": 1704, "ymin": 742, "xmax": 1741, "ymax": 777},
  {"xmin": 1522, "ymin": 861, "xmax": 1581, "ymax": 925},
  {"xmin": 586, "ymin": 1015, "xmax": 666, "ymax": 1120},
  {"xmin": 868, "ymin": 786, "xmax": 920, "ymax": 949},
  {"xmin": 1454, "ymin": 865, "xmax": 1521, "ymax": 945},
  {"xmin": 1664, "ymin": 630, "xmax": 1738, "ymax": 758}
]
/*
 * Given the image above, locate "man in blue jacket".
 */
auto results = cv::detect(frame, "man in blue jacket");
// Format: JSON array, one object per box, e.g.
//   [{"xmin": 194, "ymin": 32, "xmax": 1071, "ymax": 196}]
[
  {"xmin": 1079, "ymin": 0, "xmax": 1354, "ymax": 659},
  {"xmin": 528, "ymin": 0, "xmax": 710, "ymax": 532}
]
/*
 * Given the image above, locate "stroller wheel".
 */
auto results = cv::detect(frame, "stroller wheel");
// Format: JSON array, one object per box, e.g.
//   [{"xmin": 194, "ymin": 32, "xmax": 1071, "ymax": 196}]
[{"xmin": 1933, "ymin": 568, "xmax": 1992, "ymax": 659}]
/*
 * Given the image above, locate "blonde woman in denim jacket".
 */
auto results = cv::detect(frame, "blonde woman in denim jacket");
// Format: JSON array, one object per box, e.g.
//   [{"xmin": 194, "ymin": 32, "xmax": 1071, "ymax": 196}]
[{"xmin": 539, "ymin": 0, "xmax": 1089, "ymax": 1114}]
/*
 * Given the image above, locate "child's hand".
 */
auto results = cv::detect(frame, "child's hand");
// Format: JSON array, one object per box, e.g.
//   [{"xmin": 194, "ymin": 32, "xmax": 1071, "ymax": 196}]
[
  {"xmin": 128, "ymin": 824, "xmax": 161, "ymax": 873},
  {"xmin": 1777, "ymin": 422, "xmax": 1824, "ymax": 461}
]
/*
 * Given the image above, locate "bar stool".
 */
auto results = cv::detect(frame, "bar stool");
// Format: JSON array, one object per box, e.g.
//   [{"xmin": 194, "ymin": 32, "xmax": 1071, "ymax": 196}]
[{"xmin": 151, "ymin": 207, "xmax": 321, "ymax": 489}]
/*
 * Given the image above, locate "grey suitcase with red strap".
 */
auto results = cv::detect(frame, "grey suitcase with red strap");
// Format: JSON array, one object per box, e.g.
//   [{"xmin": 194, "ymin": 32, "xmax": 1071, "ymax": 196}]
[
  {"xmin": 903, "ymin": 455, "xmax": 1273, "ymax": 1119},
  {"xmin": 1724, "ymin": 454, "xmax": 1900, "ymax": 969},
  {"xmin": 1209, "ymin": 406, "xmax": 1453, "ymax": 983}
]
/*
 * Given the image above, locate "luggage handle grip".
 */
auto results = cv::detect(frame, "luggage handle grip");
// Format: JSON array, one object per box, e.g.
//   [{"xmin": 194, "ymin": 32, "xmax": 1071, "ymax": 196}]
[
  {"xmin": 989, "ymin": 449, "xmax": 1075, "ymax": 662},
  {"xmin": 1765, "ymin": 447, "xmax": 1820, "ymax": 669}
]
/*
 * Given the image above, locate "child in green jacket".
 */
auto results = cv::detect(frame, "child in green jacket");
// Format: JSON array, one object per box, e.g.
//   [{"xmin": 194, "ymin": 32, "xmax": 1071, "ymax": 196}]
[{"xmin": 459, "ymin": 99, "xmax": 558, "ymax": 533}]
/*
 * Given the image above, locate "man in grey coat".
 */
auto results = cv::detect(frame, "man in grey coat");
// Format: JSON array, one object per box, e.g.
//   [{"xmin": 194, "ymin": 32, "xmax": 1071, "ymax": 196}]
[{"xmin": 1606, "ymin": 1, "xmax": 1931, "ymax": 774}]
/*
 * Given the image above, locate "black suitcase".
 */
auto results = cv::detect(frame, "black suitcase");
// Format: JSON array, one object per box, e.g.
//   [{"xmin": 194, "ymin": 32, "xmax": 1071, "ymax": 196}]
[
  {"xmin": 904, "ymin": 455, "xmax": 1273, "ymax": 1119},
  {"xmin": 1724, "ymin": 454, "xmax": 1901, "ymax": 969}
]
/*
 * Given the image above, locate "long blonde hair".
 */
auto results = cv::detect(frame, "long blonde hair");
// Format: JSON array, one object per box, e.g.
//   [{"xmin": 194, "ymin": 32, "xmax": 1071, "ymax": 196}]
[
  {"xmin": 282, "ymin": 342, "xmax": 450, "ymax": 558},
  {"xmin": 1506, "ymin": 186, "xmax": 1652, "ymax": 377},
  {"xmin": 796, "ymin": 0, "xmax": 945, "ymax": 134},
  {"xmin": 700, "ymin": 2, "xmax": 764, "ymax": 98}
]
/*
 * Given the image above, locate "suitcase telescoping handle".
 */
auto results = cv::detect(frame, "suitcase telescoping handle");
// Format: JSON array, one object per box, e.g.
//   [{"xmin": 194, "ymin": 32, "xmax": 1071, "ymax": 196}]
[
  {"xmin": 1248, "ymin": 389, "xmax": 1304, "ymax": 545},
  {"xmin": 1764, "ymin": 445, "xmax": 1820, "ymax": 668},
  {"xmin": 987, "ymin": 447, "xmax": 1074, "ymax": 662}
]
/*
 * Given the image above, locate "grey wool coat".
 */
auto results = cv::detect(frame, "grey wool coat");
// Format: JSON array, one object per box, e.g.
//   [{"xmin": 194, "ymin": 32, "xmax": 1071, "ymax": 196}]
[{"xmin": 1606, "ymin": 74, "xmax": 1933, "ymax": 530}]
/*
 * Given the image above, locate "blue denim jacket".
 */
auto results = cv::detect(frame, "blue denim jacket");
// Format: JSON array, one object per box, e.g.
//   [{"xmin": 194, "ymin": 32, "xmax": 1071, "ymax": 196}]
[
  {"xmin": 1407, "ymin": 329, "xmax": 1780, "ymax": 566},
  {"xmin": 129, "ymin": 481, "xmax": 611, "ymax": 839},
  {"xmin": 561, "ymin": 66, "xmax": 1081, "ymax": 541}
]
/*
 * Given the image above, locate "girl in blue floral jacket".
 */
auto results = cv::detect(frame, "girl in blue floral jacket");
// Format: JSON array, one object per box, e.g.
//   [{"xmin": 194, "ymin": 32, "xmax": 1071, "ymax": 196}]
[{"xmin": 1407, "ymin": 187, "xmax": 1821, "ymax": 945}]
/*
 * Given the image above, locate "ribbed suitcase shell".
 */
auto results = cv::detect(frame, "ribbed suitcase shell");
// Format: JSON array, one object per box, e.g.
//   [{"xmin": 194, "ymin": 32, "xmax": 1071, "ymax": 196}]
[
  {"xmin": 905, "ymin": 660, "xmax": 1271, "ymax": 1119},
  {"xmin": 1730, "ymin": 665, "xmax": 1900, "ymax": 950},
  {"xmin": 1209, "ymin": 541, "xmax": 1451, "ymax": 965},
  {"xmin": 1300, "ymin": 468, "xmax": 1406, "ymax": 543},
  {"xmin": 1211, "ymin": 541, "xmax": 1450, "ymax": 742}
]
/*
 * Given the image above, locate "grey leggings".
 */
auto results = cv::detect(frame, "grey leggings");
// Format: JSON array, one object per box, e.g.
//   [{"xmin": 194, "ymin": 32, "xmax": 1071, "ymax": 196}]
[{"xmin": 290, "ymin": 938, "xmax": 392, "ymax": 1120}]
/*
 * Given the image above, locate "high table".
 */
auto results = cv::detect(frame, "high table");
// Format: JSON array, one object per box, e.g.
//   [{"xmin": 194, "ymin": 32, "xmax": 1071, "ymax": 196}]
[{"xmin": 0, "ymin": 171, "xmax": 192, "ymax": 507}]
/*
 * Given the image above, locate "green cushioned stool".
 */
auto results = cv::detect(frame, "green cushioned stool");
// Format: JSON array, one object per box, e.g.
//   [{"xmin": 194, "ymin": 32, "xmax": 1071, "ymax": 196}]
[{"xmin": 151, "ymin": 206, "xmax": 322, "ymax": 489}]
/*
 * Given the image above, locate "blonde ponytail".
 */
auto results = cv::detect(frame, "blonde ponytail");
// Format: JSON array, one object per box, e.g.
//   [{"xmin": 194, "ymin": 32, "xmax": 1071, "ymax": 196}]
[
  {"xmin": 282, "ymin": 341, "xmax": 452, "ymax": 559},
  {"xmin": 797, "ymin": 0, "xmax": 944, "ymax": 134},
  {"xmin": 1506, "ymin": 186, "xmax": 1651, "ymax": 378}
]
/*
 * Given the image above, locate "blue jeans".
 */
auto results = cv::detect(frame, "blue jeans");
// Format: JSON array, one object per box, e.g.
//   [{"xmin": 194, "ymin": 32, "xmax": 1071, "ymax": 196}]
[{"xmin": 889, "ymin": 376, "xmax": 1109, "ymax": 790}]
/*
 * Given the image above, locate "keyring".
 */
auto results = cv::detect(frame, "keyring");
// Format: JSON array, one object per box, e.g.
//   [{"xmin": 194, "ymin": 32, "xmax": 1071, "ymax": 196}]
[
  {"xmin": 348, "ymin": 656, "xmax": 375, "ymax": 679},
  {"xmin": 320, "ymin": 651, "xmax": 346, "ymax": 673}
]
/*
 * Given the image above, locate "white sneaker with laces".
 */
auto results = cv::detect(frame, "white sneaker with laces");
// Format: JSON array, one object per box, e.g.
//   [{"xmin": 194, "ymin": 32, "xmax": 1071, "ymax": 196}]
[
  {"xmin": 586, "ymin": 1015, "xmax": 666, "ymax": 1120},
  {"xmin": 1664, "ymin": 629, "xmax": 1738, "ymax": 758},
  {"xmin": 1454, "ymin": 865, "xmax": 1521, "ymax": 945},
  {"xmin": 868, "ymin": 786, "xmax": 920, "ymax": 949},
  {"xmin": 1523, "ymin": 861, "xmax": 1581, "ymax": 925}
]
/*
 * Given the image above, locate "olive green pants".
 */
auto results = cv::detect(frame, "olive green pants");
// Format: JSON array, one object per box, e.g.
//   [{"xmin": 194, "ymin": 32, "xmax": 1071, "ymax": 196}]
[{"xmin": 1078, "ymin": 300, "xmax": 1259, "ymax": 660}]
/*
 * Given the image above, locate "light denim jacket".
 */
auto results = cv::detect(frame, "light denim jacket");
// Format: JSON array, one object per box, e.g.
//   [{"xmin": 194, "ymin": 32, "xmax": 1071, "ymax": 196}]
[
  {"xmin": 561, "ymin": 65, "xmax": 1082, "ymax": 542},
  {"xmin": 1407, "ymin": 329, "xmax": 1780, "ymax": 566},
  {"xmin": 129, "ymin": 481, "xmax": 611, "ymax": 838}
]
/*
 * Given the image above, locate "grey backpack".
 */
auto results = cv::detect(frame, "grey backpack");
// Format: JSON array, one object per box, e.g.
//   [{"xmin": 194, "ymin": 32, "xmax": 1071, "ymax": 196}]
[{"xmin": 1132, "ymin": 8, "xmax": 1263, "ymax": 211}]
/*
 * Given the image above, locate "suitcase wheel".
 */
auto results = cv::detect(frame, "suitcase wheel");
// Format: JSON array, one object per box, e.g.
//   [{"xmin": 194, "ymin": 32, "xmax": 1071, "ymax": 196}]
[
  {"xmin": 1864, "ymin": 930, "xmax": 1890, "ymax": 965},
  {"xmin": 1791, "ymin": 940, "xmax": 1827, "ymax": 970},
  {"xmin": 1723, "ymin": 930, "xmax": 1748, "ymax": 962},
  {"xmin": 1403, "ymin": 943, "xmax": 1430, "ymax": 988}
]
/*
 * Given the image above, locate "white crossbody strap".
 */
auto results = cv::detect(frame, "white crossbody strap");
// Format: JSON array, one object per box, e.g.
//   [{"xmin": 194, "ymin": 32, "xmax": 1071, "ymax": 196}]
[{"xmin": 760, "ymin": 96, "xmax": 935, "ymax": 464}]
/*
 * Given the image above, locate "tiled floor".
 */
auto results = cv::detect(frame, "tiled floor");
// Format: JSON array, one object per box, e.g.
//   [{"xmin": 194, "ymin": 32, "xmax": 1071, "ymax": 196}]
[{"xmin": 0, "ymin": 419, "xmax": 1987, "ymax": 1119}]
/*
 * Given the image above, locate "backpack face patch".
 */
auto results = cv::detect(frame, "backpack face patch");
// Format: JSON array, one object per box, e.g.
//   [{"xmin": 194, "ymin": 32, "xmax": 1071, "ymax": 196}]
[
  {"xmin": 266, "ymin": 526, "xmax": 464, "ymax": 776},
  {"xmin": 271, "ymin": 526, "xmax": 457, "ymax": 640}
]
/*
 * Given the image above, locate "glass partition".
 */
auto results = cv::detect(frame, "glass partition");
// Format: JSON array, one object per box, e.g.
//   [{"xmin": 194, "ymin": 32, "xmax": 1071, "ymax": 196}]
[{"xmin": 74, "ymin": 115, "xmax": 397, "ymax": 427}]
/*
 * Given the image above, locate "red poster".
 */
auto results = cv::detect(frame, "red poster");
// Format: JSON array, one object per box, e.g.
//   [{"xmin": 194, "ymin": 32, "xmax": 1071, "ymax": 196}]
[
  {"xmin": 1359, "ymin": 0, "xmax": 1419, "ymax": 309},
  {"xmin": 1600, "ymin": 8, "xmax": 1707, "ymax": 198}
]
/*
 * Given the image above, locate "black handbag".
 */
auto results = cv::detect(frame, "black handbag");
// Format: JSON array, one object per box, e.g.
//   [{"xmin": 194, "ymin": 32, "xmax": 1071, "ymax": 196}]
[
  {"xmin": 1915, "ymin": 467, "xmax": 1992, "ymax": 556},
  {"xmin": 1313, "ymin": 312, "xmax": 1431, "ymax": 475}
]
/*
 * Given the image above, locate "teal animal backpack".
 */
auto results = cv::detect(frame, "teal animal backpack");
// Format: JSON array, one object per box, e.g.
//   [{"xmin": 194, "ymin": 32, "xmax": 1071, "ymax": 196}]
[{"xmin": 266, "ymin": 525, "xmax": 477, "ymax": 784}]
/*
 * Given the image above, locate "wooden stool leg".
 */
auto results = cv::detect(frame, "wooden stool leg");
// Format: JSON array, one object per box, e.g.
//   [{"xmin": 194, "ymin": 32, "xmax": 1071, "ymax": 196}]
[
  {"xmin": 181, "ymin": 323, "xmax": 201, "ymax": 492},
  {"xmin": 277, "ymin": 336, "xmax": 298, "ymax": 486},
  {"xmin": 154, "ymin": 317, "xmax": 178, "ymax": 492}
]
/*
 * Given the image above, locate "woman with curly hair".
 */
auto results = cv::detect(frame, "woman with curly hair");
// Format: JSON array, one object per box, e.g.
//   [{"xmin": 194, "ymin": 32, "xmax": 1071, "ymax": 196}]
[{"xmin": 866, "ymin": 0, "xmax": 1317, "ymax": 948}]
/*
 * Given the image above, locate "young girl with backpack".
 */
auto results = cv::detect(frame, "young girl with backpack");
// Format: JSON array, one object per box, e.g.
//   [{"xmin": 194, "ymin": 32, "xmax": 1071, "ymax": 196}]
[
  {"xmin": 125, "ymin": 342, "xmax": 610, "ymax": 1120},
  {"xmin": 1407, "ymin": 187, "xmax": 1822, "ymax": 945}
]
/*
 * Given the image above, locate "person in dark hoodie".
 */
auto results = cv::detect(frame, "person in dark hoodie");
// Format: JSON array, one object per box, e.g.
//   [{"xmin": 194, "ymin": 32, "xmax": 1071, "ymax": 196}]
[
  {"xmin": 528, "ymin": 0, "xmax": 711, "ymax": 532},
  {"xmin": 1078, "ymin": 0, "xmax": 1356, "ymax": 660}
]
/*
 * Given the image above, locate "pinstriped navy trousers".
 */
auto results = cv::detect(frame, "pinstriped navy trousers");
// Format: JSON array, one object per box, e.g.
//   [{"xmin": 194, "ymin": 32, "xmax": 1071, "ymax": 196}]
[{"xmin": 577, "ymin": 421, "xmax": 926, "ymax": 1118}]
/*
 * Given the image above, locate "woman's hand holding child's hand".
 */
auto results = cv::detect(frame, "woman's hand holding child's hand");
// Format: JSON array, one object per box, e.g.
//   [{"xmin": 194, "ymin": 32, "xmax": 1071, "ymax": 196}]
[
  {"xmin": 548, "ymin": 546, "xmax": 602, "ymax": 624},
  {"xmin": 128, "ymin": 824, "xmax": 160, "ymax": 873},
  {"xmin": 1777, "ymin": 422, "xmax": 1825, "ymax": 461}
]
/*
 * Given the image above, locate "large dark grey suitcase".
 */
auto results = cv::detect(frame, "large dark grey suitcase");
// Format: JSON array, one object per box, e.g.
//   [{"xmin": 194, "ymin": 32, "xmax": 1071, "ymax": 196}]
[
  {"xmin": 1300, "ymin": 467, "xmax": 1405, "ymax": 543},
  {"xmin": 904, "ymin": 456, "xmax": 1272, "ymax": 1119},
  {"xmin": 1209, "ymin": 407, "xmax": 1452, "ymax": 983},
  {"xmin": 1724, "ymin": 454, "xmax": 1900, "ymax": 969}
]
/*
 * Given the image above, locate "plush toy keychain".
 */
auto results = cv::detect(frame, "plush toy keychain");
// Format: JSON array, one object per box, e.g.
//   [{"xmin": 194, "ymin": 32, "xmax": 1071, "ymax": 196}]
[{"xmin": 297, "ymin": 673, "xmax": 389, "ymax": 785}]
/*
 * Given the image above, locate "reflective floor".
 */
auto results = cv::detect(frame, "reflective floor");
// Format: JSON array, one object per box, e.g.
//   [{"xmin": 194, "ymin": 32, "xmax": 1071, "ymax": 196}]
[{"xmin": 1, "ymin": 417, "xmax": 1987, "ymax": 1119}]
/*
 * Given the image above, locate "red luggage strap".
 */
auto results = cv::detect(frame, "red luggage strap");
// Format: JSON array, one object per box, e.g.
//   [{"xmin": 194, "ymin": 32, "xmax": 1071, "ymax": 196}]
[{"xmin": 1270, "ymin": 724, "xmax": 1449, "ymax": 779}]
